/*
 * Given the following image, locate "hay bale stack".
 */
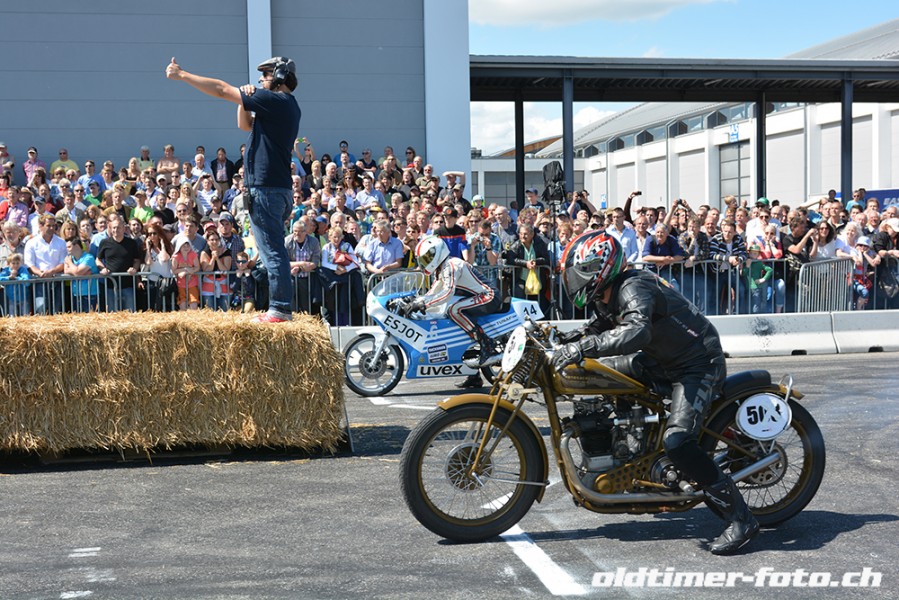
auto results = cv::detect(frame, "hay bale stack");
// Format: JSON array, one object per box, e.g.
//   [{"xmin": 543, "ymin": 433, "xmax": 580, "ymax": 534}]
[{"xmin": 0, "ymin": 311, "xmax": 346, "ymax": 454}]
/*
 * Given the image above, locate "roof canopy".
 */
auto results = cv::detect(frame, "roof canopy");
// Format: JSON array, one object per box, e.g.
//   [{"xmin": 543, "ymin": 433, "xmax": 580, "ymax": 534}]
[{"xmin": 470, "ymin": 56, "xmax": 899, "ymax": 103}]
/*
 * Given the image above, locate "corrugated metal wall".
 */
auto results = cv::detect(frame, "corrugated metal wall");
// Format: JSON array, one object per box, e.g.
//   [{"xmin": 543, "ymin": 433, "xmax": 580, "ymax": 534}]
[
  {"xmin": 0, "ymin": 0, "xmax": 249, "ymax": 181},
  {"xmin": 0, "ymin": 0, "xmax": 427, "ymax": 182},
  {"xmin": 270, "ymin": 0, "xmax": 426, "ymax": 162}
]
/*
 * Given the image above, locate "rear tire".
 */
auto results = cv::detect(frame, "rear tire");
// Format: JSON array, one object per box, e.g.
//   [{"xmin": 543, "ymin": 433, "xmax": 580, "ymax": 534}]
[
  {"xmin": 701, "ymin": 399, "xmax": 825, "ymax": 527},
  {"xmin": 400, "ymin": 404, "xmax": 545, "ymax": 542}
]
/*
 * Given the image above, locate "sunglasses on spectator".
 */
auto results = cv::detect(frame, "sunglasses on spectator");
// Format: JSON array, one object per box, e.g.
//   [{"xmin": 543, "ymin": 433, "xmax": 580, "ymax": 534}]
[{"xmin": 236, "ymin": 260, "xmax": 248, "ymax": 264}]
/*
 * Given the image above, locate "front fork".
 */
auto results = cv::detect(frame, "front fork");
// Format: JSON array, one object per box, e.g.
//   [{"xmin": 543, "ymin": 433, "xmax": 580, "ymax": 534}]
[{"xmin": 367, "ymin": 332, "xmax": 392, "ymax": 369}]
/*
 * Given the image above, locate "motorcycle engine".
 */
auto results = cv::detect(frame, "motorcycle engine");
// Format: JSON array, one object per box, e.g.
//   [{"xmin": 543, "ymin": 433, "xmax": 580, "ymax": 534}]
[{"xmin": 568, "ymin": 398, "xmax": 650, "ymax": 489}]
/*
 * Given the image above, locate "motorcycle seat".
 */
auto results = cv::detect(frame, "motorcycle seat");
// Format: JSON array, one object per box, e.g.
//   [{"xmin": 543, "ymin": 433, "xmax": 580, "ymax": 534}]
[{"xmin": 722, "ymin": 370, "xmax": 772, "ymax": 400}]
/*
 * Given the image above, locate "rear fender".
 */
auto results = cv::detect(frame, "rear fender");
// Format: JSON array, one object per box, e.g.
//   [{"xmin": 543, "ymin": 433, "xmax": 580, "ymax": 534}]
[{"xmin": 438, "ymin": 393, "xmax": 549, "ymax": 503}]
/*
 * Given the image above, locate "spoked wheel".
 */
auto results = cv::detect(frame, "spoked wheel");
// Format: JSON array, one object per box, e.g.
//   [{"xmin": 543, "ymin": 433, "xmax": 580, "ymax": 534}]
[
  {"xmin": 400, "ymin": 404, "xmax": 545, "ymax": 542},
  {"xmin": 343, "ymin": 335, "xmax": 405, "ymax": 396},
  {"xmin": 701, "ymin": 399, "xmax": 825, "ymax": 527}
]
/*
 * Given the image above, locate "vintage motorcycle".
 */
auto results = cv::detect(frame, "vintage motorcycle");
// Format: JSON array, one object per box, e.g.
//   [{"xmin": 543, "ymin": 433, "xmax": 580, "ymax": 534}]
[
  {"xmin": 343, "ymin": 272, "xmax": 543, "ymax": 396},
  {"xmin": 399, "ymin": 318, "xmax": 825, "ymax": 542}
]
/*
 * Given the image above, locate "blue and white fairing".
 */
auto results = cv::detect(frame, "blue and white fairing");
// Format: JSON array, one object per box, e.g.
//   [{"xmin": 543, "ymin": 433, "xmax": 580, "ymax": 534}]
[{"xmin": 362, "ymin": 272, "xmax": 543, "ymax": 378}]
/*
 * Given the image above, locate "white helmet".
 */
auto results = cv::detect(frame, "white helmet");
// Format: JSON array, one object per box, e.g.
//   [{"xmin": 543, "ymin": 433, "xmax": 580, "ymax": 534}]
[{"xmin": 415, "ymin": 236, "xmax": 449, "ymax": 276}]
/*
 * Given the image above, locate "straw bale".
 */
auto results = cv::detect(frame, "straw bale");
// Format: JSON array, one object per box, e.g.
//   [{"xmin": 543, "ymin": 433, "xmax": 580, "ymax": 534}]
[{"xmin": 0, "ymin": 311, "xmax": 346, "ymax": 454}]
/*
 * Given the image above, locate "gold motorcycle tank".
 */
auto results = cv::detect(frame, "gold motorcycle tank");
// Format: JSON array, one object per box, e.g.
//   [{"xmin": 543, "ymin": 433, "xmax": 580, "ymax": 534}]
[{"xmin": 553, "ymin": 359, "xmax": 647, "ymax": 395}]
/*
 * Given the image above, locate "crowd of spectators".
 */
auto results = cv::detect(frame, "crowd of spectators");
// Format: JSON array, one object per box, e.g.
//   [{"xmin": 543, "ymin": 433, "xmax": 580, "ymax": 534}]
[{"xmin": 1, "ymin": 139, "xmax": 898, "ymax": 321}]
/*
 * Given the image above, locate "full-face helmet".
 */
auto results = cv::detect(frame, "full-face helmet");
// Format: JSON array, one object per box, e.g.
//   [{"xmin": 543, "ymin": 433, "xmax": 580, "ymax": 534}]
[
  {"xmin": 560, "ymin": 230, "xmax": 626, "ymax": 309},
  {"xmin": 415, "ymin": 235, "xmax": 449, "ymax": 276}
]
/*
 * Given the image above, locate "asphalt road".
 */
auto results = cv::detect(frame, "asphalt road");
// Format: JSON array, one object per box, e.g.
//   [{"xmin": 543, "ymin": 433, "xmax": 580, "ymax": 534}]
[{"xmin": 1, "ymin": 353, "xmax": 897, "ymax": 599}]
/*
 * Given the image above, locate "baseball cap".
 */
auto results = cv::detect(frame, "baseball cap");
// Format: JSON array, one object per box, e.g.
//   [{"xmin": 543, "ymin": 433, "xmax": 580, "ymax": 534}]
[
  {"xmin": 526, "ymin": 187, "xmax": 538, "ymax": 194},
  {"xmin": 884, "ymin": 218, "xmax": 899, "ymax": 232},
  {"xmin": 856, "ymin": 236, "xmax": 871, "ymax": 247},
  {"xmin": 756, "ymin": 197, "xmax": 770, "ymax": 206},
  {"xmin": 0, "ymin": 141, "xmax": 6, "ymax": 148},
  {"xmin": 443, "ymin": 208, "xmax": 458, "ymax": 217},
  {"xmin": 140, "ymin": 145, "xmax": 150, "ymax": 151},
  {"xmin": 218, "ymin": 211, "xmax": 235, "ymax": 224},
  {"xmin": 370, "ymin": 206, "xmax": 384, "ymax": 213},
  {"xmin": 452, "ymin": 184, "xmax": 462, "ymax": 191},
  {"xmin": 315, "ymin": 215, "xmax": 329, "ymax": 224},
  {"xmin": 472, "ymin": 194, "xmax": 484, "ymax": 205}
]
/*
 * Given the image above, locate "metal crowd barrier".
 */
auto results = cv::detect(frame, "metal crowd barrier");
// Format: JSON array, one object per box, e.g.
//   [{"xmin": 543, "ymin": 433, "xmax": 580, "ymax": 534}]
[{"xmin": 3, "ymin": 259, "xmax": 897, "ymax": 319}]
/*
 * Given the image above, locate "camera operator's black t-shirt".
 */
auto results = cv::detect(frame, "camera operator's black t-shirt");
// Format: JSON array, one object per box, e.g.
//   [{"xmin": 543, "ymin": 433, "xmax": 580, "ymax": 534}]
[{"xmin": 241, "ymin": 88, "xmax": 301, "ymax": 189}]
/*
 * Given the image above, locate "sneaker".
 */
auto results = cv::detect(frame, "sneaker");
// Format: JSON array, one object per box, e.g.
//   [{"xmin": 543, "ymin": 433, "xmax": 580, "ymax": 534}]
[{"xmin": 251, "ymin": 312, "xmax": 291, "ymax": 323}]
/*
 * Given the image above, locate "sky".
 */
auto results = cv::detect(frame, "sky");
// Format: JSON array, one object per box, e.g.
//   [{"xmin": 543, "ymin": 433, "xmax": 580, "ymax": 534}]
[{"xmin": 468, "ymin": 0, "xmax": 898, "ymax": 154}]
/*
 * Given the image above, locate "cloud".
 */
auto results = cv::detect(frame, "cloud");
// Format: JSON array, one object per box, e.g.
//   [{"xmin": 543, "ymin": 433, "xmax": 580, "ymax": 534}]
[
  {"xmin": 470, "ymin": 0, "xmax": 722, "ymax": 27},
  {"xmin": 471, "ymin": 102, "xmax": 617, "ymax": 155},
  {"xmin": 642, "ymin": 46, "xmax": 665, "ymax": 58}
]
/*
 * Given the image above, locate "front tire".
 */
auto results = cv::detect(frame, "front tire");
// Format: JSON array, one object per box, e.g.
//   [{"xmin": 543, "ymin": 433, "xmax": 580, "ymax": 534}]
[
  {"xmin": 701, "ymin": 399, "xmax": 825, "ymax": 527},
  {"xmin": 343, "ymin": 335, "xmax": 405, "ymax": 397},
  {"xmin": 400, "ymin": 404, "xmax": 545, "ymax": 542}
]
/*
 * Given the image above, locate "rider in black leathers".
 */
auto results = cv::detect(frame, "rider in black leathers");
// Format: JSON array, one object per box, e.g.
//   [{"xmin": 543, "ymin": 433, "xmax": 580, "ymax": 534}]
[{"xmin": 554, "ymin": 231, "xmax": 759, "ymax": 555}]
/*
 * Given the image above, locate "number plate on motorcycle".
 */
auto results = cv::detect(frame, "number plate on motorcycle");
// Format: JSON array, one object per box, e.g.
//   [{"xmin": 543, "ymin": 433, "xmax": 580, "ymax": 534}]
[
  {"xmin": 735, "ymin": 393, "xmax": 792, "ymax": 441},
  {"xmin": 502, "ymin": 326, "xmax": 528, "ymax": 373}
]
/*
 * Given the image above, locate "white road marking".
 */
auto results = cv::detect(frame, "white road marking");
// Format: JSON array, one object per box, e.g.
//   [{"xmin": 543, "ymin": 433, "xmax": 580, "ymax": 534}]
[
  {"xmin": 501, "ymin": 525, "xmax": 588, "ymax": 596},
  {"xmin": 60, "ymin": 592, "xmax": 93, "ymax": 599},
  {"xmin": 389, "ymin": 404, "xmax": 435, "ymax": 411},
  {"xmin": 68, "ymin": 548, "xmax": 101, "ymax": 558},
  {"xmin": 482, "ymin": 494, "xmax": 586, "ymax": 596}
]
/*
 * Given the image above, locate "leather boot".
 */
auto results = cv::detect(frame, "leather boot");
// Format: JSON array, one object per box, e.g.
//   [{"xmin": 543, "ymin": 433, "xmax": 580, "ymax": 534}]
[
  {"xmin": 455, "ymin": 374, "xmax": 484, "ymax": 389},
  {"xmin": 475, "ymin": 326, "xmax": 500, "ymax": 366},
  {"xmin": 704, "ymin": 477, "xmax": 759, "ymax": 555}
]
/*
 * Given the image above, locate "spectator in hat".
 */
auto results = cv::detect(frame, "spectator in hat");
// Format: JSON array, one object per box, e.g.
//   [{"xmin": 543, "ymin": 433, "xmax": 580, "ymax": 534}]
[
  {"xmin": 335, "ymin": 140, "xmax": 356, "ymax": 164},
  {"xmin": 50, "ymin": 148, "xmax": 78, "ymax": 177},
  {"xmin": 313, "ymin": 215, "xmax": 329, "ymax": 248},
  {"xmin": 849, "ymin": 236, "xmax": 878, "ymax": 310},
  {"xmin": 25, "ymin": 193, "xmax": 48, "ymax": 235},
  {"xmin": 216, "ymin": 211, "xmax": 245, "ymax": 264},
  {"xmin": 434, "ymin": 207, "xmax": 470, "ymax": 261},
  {"xmin": 84, "ymin": 179, "xmax": 103, "ymax": 207},
  {"xmin": 22, "ymin": 147, "xmax": 47, "ymax": 187},
  {"xmin": 523, "ymin": 186, "xmax": 545, "ymax": 212}
]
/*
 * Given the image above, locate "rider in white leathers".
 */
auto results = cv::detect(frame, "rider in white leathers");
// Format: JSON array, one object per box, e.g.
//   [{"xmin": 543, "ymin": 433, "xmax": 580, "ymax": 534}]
[{"xmin": 411, "ymin": 236, "xmax": 501, "ymax": 387}]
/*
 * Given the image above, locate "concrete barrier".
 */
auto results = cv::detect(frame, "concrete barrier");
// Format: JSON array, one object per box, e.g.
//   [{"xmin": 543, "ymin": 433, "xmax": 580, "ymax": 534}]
[
  {"xmin": 710, "ymin": 313, "xmax": 838, "ymax": 357},
  {"xmin": 831, "ymin": 309, "xmax": 899, "ymax": 353},
  {"xmin": 331, "ymin": 313, "xmax": 899, "ymax": 358}
]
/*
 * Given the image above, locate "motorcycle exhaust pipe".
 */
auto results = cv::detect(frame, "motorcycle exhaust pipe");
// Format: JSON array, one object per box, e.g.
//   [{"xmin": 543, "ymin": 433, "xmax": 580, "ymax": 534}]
[
  {"xmin": 559, "ymin": 429, "xmax": 781, "ymax": 506},
  {"xmin": 559, "ymin": 429, "xmax": 700, "ymax": 505}
]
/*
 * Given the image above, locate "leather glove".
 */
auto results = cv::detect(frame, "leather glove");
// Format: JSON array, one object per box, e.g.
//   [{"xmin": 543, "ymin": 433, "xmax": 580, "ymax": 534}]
[
  {"xmin": 552, "ymin": 342, "xmax": 583, "ymax": 371},
  {"xmin": 408, "ymin": 298, "xmax": 426, "ymax": 315}
]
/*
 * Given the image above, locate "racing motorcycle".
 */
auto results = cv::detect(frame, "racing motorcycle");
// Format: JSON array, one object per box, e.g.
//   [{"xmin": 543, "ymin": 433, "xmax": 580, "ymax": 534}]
[
  {"xmin": 399, "ymin": 318, "xmax": 825, "ymax": 542},
  {"xmin": 343, "ymin": 272, "xmax": 543, "ymax": 396}
]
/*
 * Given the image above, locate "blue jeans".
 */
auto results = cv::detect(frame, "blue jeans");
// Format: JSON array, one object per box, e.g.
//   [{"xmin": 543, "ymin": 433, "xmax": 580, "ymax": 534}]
[
  {"xmin": 248, "ymin": 186, "xmax": 292, "ymax": 316},
  {"xmin": 107, "ymin": 286, "xmax": 136, "ymax": 312}
]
